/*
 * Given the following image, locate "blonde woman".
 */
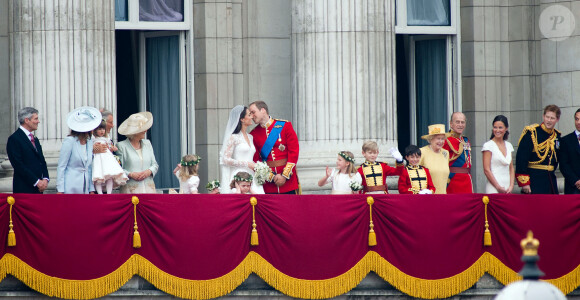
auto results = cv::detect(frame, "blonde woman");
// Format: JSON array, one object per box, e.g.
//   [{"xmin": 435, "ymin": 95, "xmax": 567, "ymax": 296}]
[{"xmin": 116, "ymin": 112, "xmax": 159, "ymax": 194}]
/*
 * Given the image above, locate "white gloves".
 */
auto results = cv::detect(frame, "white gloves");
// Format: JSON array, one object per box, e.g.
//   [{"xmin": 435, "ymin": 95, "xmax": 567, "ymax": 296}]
[
  {"xmin": 388, "ymin": 147, "xmax": 404, "ymax": 162},
  {"xmin": 419, "ymin": 189, "xmax": 433, "ymax": 194}
]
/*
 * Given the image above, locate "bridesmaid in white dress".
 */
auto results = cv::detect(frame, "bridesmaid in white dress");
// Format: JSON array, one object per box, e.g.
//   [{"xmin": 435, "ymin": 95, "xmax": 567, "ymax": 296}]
[
  {"xmin": 482, "ymin": 115, "xmax": 515, "ymax": 193},
  {"xmin": 220, "ymin": 105, "xmax": 265, "ymax": 194}
]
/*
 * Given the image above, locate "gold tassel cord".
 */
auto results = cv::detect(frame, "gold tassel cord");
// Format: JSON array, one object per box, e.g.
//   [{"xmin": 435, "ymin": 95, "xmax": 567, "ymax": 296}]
[
  {"xmin": 132, "ymin": 196, "xmax": 141, "ymax": 249},
  {"xmin": 250, "ymin": 197, "xmax": 259, "ymax": 246},
  {"xmin": 482, "ymin": 196, "xmax": 491, "ymax": 246},
  {"xmin": 367, "ymin": 196, "xmax": 376, "ymax": 246},
  {"xmin": 7, "ymin": 196, "xmax": 15, "ymax": 247}
]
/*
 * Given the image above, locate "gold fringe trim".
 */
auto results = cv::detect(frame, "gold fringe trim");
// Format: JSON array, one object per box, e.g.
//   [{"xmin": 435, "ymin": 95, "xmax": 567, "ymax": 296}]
[
  {"xmin": 3, "ymin": 251, "xmax": 580, "ymax": 299},
  {"xmin": 0, "ymin": 253, "xmax": 138, "ymax": 299},
  {"xmin": 373, "ymin": 252, "xmax": 521, "ymax": 299}
]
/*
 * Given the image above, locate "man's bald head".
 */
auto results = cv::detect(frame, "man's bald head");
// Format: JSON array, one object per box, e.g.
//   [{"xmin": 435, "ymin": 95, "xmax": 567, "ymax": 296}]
[{"xmin": 450, "ymin": 112, "xmax": 466, "ymax": 135}]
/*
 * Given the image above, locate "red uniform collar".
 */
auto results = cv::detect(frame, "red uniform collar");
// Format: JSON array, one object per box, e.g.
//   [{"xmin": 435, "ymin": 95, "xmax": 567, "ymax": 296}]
[{"xmin": 261, "ymin": 117, "xmax": 274, "ymax": 129}]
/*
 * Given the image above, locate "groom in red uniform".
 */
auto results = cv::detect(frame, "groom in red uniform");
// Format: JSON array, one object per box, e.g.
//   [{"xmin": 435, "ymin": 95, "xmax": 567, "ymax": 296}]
[
  {"xmin": 443, "ymin": 112, "xmax": 473, "ymax": 193},
  {"xmin": 249, "ymin": 101, "xmax": 300, "ymax": 194}
]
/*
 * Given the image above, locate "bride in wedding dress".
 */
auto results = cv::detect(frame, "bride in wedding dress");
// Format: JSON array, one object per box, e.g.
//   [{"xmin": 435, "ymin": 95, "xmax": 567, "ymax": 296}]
[{"xmin": 220, "ymin": 105, "xmax": 265, "ymax": 194}]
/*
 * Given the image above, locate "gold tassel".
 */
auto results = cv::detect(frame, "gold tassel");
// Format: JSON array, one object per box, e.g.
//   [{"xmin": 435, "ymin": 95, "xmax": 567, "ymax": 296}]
[
  {"xmin": 483, "ymin": 196, "xmax": 492, "ymax": 246},
  {"xmin": 7, "ymin": 196, "xmax": 15, "ymax": 247},
  {"xmin": 250, "ymin": 197, "xmax": 258, "ymax": 246},
  {"xmin": 367, "ymin": 196, "xmax": 377, "ymax": 246},
  {"xmin": 132, "ymin": 196, "xmax": 141, "ymax": 248}
]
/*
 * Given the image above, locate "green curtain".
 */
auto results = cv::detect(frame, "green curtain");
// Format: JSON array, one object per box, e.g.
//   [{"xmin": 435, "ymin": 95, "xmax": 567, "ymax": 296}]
[
  {"xmin": 415, "ymin": 39, "xmax": 447, "ymax": 146},
  {"xmin": 146, "ymin": 35, "xmax": 181, "ymax": 189}
]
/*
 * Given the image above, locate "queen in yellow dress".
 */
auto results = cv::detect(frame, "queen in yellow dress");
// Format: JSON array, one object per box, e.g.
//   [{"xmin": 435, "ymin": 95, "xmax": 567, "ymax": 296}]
[{"xmin": 418, "ymin": 124, "xmax": 450, "ymax": 194}]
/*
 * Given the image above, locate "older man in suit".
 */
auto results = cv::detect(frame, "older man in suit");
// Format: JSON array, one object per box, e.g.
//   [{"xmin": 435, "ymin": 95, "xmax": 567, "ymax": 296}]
[
  {"xmin": 6, "ymin": 107, "xmax": 50, "ymax": 193},
  {"xmin": 560, "ymin": 108, "xmax": 580, "ymax": 194}
]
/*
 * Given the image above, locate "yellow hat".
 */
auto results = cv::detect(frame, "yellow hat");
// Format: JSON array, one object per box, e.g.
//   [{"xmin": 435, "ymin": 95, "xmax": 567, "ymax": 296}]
[{"xmin": 421, "ymin": 124, "xmax": 450, "ymax": 140}]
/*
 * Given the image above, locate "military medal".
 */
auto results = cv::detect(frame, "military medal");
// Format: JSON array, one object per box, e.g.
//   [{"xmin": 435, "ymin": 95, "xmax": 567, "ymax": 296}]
[{"xmin": 278, "ymin": 134, "xmax": 285, "ymax": 151}]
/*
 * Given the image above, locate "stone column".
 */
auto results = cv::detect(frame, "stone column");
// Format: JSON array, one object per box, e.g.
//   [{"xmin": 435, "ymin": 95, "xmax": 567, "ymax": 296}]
[
  {"xmin": 9, "ymin": 0, "xmax": 116, "ymax": 153},
  {"xmin": 291, "ymin": 0, "xmax": 397, "ymax": 191}
]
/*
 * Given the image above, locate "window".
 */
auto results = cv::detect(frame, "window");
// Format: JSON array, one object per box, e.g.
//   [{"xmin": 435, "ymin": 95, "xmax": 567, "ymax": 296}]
[
  {"xmin": 115, "ymin": 0, "xmax": 190, "ymax": 30},
  {"xmin": 395, "ymin": 0, "xmax": 461, "ymax": 145},
  {"xmin": 395, "ymin": 0, "xmax": 457, "ymax": 34},
  {"xmin": 114, "ymin": 0, "xmax": 195, "ymax": 189}
]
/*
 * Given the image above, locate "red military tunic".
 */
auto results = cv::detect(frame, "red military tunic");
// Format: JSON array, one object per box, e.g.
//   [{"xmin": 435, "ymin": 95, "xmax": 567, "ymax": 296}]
[
  {"xmin": 251, "ymin": 118, "xmax": 300, "ymax": 194},
  {"xmin": 398, "ymin": 165, "xmax": 436, "ymax": 194},
  {"xmin": 443, "ymin": 131, "xmax": 473, "ymax": 193},
  {"xmin": 357, "ymin": 161, "xmax": 404, "ymax": 194}
]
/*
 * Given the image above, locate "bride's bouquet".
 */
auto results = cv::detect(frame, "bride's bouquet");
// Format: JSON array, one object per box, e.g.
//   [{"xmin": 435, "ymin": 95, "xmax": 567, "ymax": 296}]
[{"xmin": 253, "ymin": 161, "xmax": 270, "ymax": 185}]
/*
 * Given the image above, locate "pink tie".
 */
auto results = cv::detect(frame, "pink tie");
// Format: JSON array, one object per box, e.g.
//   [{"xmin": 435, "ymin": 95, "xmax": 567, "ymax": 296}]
[{"xmin": 29, "ymin": 133, "xmax": 36, "ymax": 149}]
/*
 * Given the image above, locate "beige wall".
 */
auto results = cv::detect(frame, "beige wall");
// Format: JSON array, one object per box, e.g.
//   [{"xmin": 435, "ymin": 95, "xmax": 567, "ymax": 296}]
[
  {"xmin": 461, "ymin": 0, "xmax": 580, "ymax": 192},
  {"xmin": 193, "ymin": 0, "xmax": 292, "ymax": 188},
  {"xmin": 0, "ymin": 0, "xmax": 12, "ymax": 154}
]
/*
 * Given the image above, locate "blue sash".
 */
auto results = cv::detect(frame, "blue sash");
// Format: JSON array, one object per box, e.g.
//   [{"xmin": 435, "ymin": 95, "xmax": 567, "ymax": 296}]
[
  {"xmin": 449, "ymin": 137, "xmax": 470, "ymax": 180},
  {"xmin": 260, "ymin": 121, "xmax": 285, "ymax": 161}
]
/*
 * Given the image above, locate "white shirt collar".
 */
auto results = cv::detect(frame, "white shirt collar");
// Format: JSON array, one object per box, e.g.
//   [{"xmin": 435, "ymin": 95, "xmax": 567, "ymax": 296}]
[
  {"xmin": 20, "ymin": 126, "xmax": 33, "ymax": 137},
  {"xmin": 575, "ymin": 130, "xmax": 580, "ymax": 137}
]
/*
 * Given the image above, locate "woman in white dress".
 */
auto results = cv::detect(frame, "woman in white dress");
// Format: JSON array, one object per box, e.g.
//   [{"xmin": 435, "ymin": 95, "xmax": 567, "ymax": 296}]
[
  {"xmin": 220, "ymin": 105, "xmax": 265, "ymax": 194},
  {"xmin": 482, "ymin": 115, "xmax": 515, "ymax": 193}
]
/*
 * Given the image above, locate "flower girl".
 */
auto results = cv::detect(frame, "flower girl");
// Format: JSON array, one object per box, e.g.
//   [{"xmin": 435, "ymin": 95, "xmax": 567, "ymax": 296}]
[
  {"xmin": 92, "ymin": 120, "xmax": 128, "ymax": 194},
  {"xmin": 318, "ymin": 151, "xmax": 363, "ymax": 194},
  {"xmin": 173, "ymin": 154, "xmax": 201, "ymax": 194}
]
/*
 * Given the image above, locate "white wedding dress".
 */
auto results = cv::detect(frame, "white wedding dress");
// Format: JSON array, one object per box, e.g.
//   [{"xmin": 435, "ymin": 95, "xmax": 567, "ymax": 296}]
[
  {"xmin": 221, "ymin": 133, "xmax": 265, "ymax": 194},
  {"xmin": 481, "ymin": 140, "xmax": 514, "ymax": 193}
]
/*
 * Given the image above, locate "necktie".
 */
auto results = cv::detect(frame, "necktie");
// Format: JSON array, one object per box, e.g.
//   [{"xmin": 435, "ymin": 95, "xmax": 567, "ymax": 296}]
[{"xmin": 29, "ymin": 133, "xmax": 37, "ymax": 150}]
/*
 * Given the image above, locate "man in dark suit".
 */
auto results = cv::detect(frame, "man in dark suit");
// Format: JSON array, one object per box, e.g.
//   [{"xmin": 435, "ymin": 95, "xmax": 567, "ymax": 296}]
[
  {"xmin": 6, "ymin": 107, "xmax": 50, "ymax": 193},
  {"xmin": 560, "ymin": 108, "xmax": 580, "ymax": 194}
]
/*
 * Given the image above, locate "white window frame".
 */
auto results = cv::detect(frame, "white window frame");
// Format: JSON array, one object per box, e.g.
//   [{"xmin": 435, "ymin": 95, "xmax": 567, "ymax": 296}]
[
  {"xmin": 139, "ymin": 31, "xmax": 189, "ymax": 155},
  {"xmin": 115, "ymin": 0, "xmax": 191, "ymax": 30},
  {"xmin": 408, "ymin": 35, "xmax": 461, "ymax": 144},
  {"xmin": 395, "ymin": 0, "xmax": 458, "ymax": 35}
]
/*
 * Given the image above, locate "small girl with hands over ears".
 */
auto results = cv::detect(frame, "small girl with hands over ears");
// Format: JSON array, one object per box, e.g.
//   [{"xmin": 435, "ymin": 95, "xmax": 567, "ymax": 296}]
[
  {"xmin": 318, "ymin": 151, "xmax": 363, "ymax": 194},
  {"xmin": 173, "ymin": 154, "xmax": 201, "ymax": 194},
  {"xmin": 230, "ymin": 172, "xmax": 255, "ymax": 194},
  {"xmin": 92, "ymin": 120, "xmax": 128, "ymax": 194}
]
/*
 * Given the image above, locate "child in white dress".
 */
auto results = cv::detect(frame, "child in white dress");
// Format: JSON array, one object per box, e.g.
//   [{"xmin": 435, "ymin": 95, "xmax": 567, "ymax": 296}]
[
  {"xmin": 92, "ymin": 120, "xmax": 128, "ymax": 194},
  {"xmin": 229, "ymin": 172, "xmax": 255, "ymax": 194},
  {"xmin": 173, "ymin": 154, "xmax": 201, "ymax": 194},
  {"xmin": 318, "ymin": 151, "xmax": 363, "ymax": 194}
]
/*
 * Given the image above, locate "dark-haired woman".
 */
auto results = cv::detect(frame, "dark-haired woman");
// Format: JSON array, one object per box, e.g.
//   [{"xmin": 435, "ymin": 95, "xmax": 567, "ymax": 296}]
[
  {"xmin": 219, "ymin": 105, "xmax": 265, "ymax": 194},
  {"xmin": 57, "ymin": 107, "xmax": 102, "ymax": 194},
  {"xmin": 481, "ymin": 115, "xmax": 514, "ymax": 193}
]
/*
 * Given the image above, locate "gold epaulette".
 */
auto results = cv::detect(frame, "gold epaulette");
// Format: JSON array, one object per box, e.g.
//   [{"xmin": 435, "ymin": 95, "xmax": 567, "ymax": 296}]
[
  {"xmin": 518, "ymin": 124, "xmax": 539, "ymax": 144},
  {"xmin": 275, "ymin": 118, "xmax": 290, "ymax": 123}
]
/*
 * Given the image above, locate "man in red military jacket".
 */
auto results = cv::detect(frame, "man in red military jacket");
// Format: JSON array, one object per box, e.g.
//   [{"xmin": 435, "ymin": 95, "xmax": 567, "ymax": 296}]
[
  {"xmin": 249, "ymin": 101, "xmax": 300, "ymax": 194},
  {"xmin": 443, "ymin": 112, "xmax": 473, "ymax": 193}
]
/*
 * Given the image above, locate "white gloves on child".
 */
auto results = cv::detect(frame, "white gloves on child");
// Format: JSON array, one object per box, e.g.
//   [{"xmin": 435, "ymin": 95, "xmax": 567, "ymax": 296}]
[
  {"xmin": 419, "ymin": 189, "xmax": 433, "ymax": 194},
  {"xmin": 388, "ymin": 147, "xmax": 404, "ymax": 163}
]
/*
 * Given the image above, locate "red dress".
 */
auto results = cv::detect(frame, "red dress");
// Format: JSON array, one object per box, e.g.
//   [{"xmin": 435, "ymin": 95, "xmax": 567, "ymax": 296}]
[
  {"xmin": 357, "ymin": 161, "xmax": 404, "ymax": 194},
  {"xmin": 251, "ymin": 118, "xmax": 300, "ymax": 194},
  {"xmin": 398, "ymin": 165, "xmax": 436, "ymax": 194},
  {"xmin": 443, "ymin": 132, "xmax": 473, "ymax": 194}
]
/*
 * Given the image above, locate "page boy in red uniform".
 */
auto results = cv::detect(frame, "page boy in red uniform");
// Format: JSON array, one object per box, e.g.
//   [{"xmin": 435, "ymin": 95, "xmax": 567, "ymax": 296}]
[
  {"xmin": 398, "ymin": 145, "xmax": 436, "ymax": 194},
  {"xmin": 357, "ymin": 140, "xmax": 404, "ymax": 194}
]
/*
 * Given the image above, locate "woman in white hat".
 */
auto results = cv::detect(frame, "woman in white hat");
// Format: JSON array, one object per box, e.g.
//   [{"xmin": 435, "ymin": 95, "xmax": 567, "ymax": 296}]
[
  {"xmin": 418, "ymin": 124, "xmax": 451, "ymax": 194},
  {"xmin": 57, "ymin": 107, "xmax": 102, "ymax": 194},
  {"xmin": 116, "ymin": 112, "xmax": 159, "ymax": 194}
]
